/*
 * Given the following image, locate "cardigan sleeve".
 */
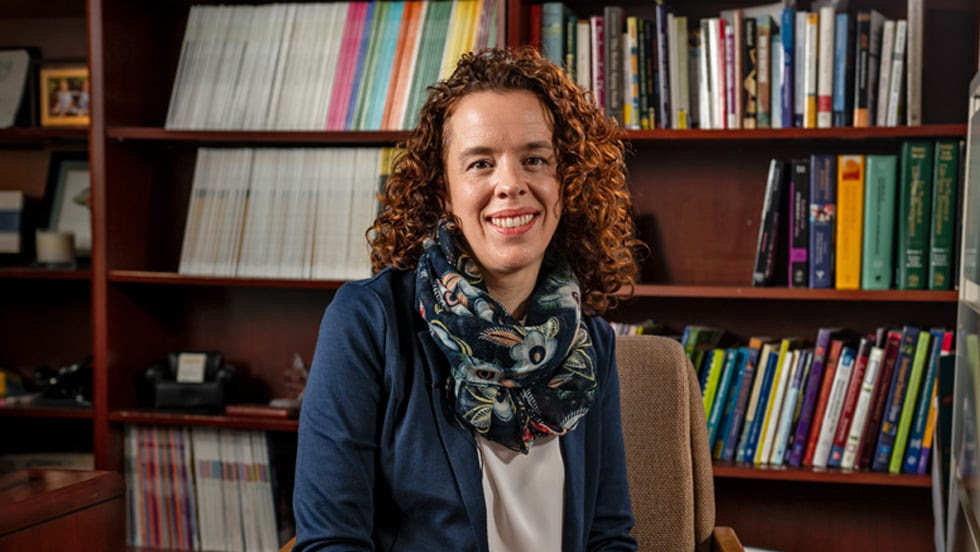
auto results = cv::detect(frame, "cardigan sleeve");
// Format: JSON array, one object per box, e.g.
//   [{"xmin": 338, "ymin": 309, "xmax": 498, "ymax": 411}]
[
  {"xmin": 587, "ymin": 320, "xmax": 638, "ymax": 551},
  {"xmin": 293, "ymin": 282, "xmax": 388, "ymax": 551}
]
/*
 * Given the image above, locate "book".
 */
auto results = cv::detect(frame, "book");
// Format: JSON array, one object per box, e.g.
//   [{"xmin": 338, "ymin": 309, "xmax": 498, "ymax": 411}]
[
  {"xmin": 541, "ymin": 2, "xmax": 570, "ymax": 68},
  {"xmin": 871, "ymin": 325, "xmax": 920, "ymax": 471},
  {"xmin": 905, "ymin": 0, "xmax": 923, "ymax": 126},
  {"xmin": 928, "ymin": 140, "xmax": 960, "ymax": 290},
  {"xmin": 753, "ymin": 159, "xmax": 787, "ymax": 286},
  {"xmin": 896, "ymin": 141, "xmax": 935, "ymax": 289},
  {"xmin": 851, "ymin": 10, "xmax": 884, "ymax": 127},
  {"xmin": 771, "ymin": 349, "xmax": 812, "ymax": 465},
  {"xmin": 680, "ymin": 325, "xmax": 725, "ymax": 377},
  {"xmin": 724, "ymin": 339, "xmax": 768, "ymax": 461},
  {"xmin": 808, "ymin": 154, "xmax": 836, "ymax": 288},
  {"xmin": 889, "ymin": 329, "xmax": 931, "ymax": 473},
  {"xmin": 815, "ymin": 6, "xmax": 835, "ymax": 128},
  {"xmin": 856, "ymin": 329, "xmax": 903, "ymax": 470},
  {"xmin": 874, "ymin": 20, "xmax": 895, "ymax": 128},
  {"xmin": 603, "ymin": 6, "xmax": 624, "ymax": 124},
  {"xmin": 701, "ymin": 348, "xmax": 727, "ymax": 413},
  {"xmin": 707, "ymin": 348, "xmax": 739, "ymax": 448},
  {"xmin": 756, "ymin": 338, "xmax": 801, "ymax": 465},
  {"xmin": 813, "ymin": 345, "xmax": 857, "ymax": 468},
  {"xmin": 831, "ymin": 13, "xmax": 854, "ymax": 127},
  {"xmin": 841, "ymin": 345, "xmax": 885, "ymax": 470},
  {"xmin": 779, "ymin": 7, "xmax": 794, "ymax": 128},
  {"xmin": 884, "ymin": 20, "xmax": 907, "ymax": 127},
  {"xmin": 835, "ymin": 154, "xmax": 865, "ymax": 290},
  {"xmin": 788, "ymin": 327, "xmax": 841, "ymax": 467},
  {"xmin": 788, "ymin": 159, "xmax": 810, "ymax": 287},
  {"xmin": 713, "ymin": 347, "xmax": 750, "ymax": 459},
  {"xmin": 803, "ymin": 338, "xmax": 845, "ymax": 466},
  {"xmin": 861, "ymin": 155, "xmax": 898, "ymax": 289},
  {"xmin": 801, "ymin": 11, "xmax": 818, "ymax": 128},
  {"xmin": 741, "ymin": 16, "xmax": 758, "ymax": 129},
  {"xmin": 902, "ymin": 328, "xmax": 946, "ymax": 473},
  {"xmin": 828, "ymin": 337, "xmax": 872, "ymax": 468},
  {"xmin": 736, "ymin": 342, "xmax": 777, "ymax": 462},
  {"xmin": 756, "ymin": 15, "xmax": 772, "ymax": 128}
]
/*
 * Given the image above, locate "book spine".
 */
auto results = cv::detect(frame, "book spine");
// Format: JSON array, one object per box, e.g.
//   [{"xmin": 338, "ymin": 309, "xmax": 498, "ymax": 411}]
[
  {"xmin": 875, "ymin": 20, "xmax": 895, "ymax": 127},
  {"xmin": 793, "ymin": 11, "xmax": 807, "ymax": 127},
  {"xmin": 727, "ymin": 344, "xmax": 763, "ymax": 461},
  {"xmin": 789, "ymin": 159, "xmax": 810, "ymax": 287},
  {"xmin": 885, "ymin": 20, "xmax": 907, "ymax": 127},
  {"xmin": 757, "ymin": 17, "xmax": 771, "ymax": 128},
  {"xmin": 905, "ymin": 0, "xmax": 923, "ymax": 126},
  {"xmin": 831, "ymin": 13, "xmax": 854, "ymax": 127},
  {"xmin": 803, "ymin": 339, "xmax": 844, "ymax": 466},
  {"xmin": 636, "ymin": 18, "xmax": 649, "ymax": 129},
  {"xmin": 565, "ymin": 13, "xmax": 577, "ymax": 79},
  {"xmin": 929, "ymin": 140, "xmax": 960, "ymax": 290},
  {"xmin": 857, "ymin": 330, "xmax": 903, "ymax": 469},
  {"xmin": 655, "ymin": 6, "xmax": 671, "ymax": 128},
  {"xmin": 861, "ymin": 155, "xmax": 898, "ymax": 289},
  {"xmin": 829, "ymin": 339, "xmax": 871, "ymax": 467},
  {"xmin": 780, "ymin": 8, "xmax": 795, "ymax": 128},
  {"xmin": 753, "ymin": 159, "xmax": 787, "ymax": 286},
  {"xmin": 742, "ymin": 17, "xmax": 757, "ymax": 129},
  {"xmin": 788, "ymin": 328, "xmax": 837, "ymax": 466},
  {"xmin": 802, "ymin": 12, "xmax": 818, "ymax": 128},
  {"xmin": 742, "ymin": 348, "xmax": 779, "ymax": 462},
  {"xmin": 889, "ymin": 330, "xmax": 931, "ymax": 473},
  {"xmin": 815, "ymin": 6, "xmax": 835, "ymax": 128},
  {"xmin": 590, "ymin": 16, "xmax": 605, "ymax": 111},
  {"xmin": 771, "ymin": 351, "xmax": 808, "ymax": 465},
  {"xmin": 707, "ymin": 349, "xmax": 739, "ymax": 448},
  {"xmin": 714, "ymin": 348, "xmax": 750, "ymax": 460},
  {"xmin": 851, "ymin": 11, "xmax": 871, "ymax": 127},
  {"xmin": 835, "ymin": 154, "xmax": 865, "ymax": 290},
  {"xmin": 808, "ymin": 154, "xmax": 837, "ymax": 288},
  {"xmin": 813, "ymin": 346, "xmax": 856, "ymax": 468},
  {"xmin": 756, "ymin": 342, "xmax": 796, "ymax": 464},
  {"xmin": 902, "ymin": 329, "xmax": 944, "ymax": 472},
  {"xmin": 842, "ymin": 346, "xmax": 885, "ymax": 469},
  {"xmin": 896, "ymin": 141, "xmax": 935, "ymax": 289},
  {"xmin": 604, "ymin": 6, "xmax": 623, "ymax": 124},
  {"xmin": 871, "ymin": 326, "xmax": 919, "ymax": 471}
]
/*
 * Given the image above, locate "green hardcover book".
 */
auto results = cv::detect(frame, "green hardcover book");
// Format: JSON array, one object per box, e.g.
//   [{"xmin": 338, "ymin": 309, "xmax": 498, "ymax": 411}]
[
  {"xmin": 861, "ymin": 155, "xmax": 898, "ymax": 289},
  {"xmin": 928, "ymin": 140, "xmax": 960, "ymax": 290},
  {"xmin": 896, "ymin": 141, "xmax": 935, "ymax": 289},
  {"xmin": 702, "ymin": 348, "xmax": 727, "ymax": 416},
  {"xmin": 889, "ymin": 330, "xmax": 932, "ymax": 474}
]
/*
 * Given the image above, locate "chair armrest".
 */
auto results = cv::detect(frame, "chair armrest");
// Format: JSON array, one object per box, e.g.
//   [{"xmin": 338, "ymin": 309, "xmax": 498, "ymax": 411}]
[
  {"xmin": 711, "ymin": 526, "xmax": 745, "ymax": 552},
  {"xmin": 279, "ymin": 535, "xmax": 296, "ymax": 552}
]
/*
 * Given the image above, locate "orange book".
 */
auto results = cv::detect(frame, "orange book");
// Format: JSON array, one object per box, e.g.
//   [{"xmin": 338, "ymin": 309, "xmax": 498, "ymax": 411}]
[
  {"xmin": 383, "ymin": 1, "xmax": 426, "ymax": 129},
  {"xmin": 803, "ymin": 339, "xmax": 845, "ymax": 466},
  {"xmin": 835, "ymin": 154, "xmax": 865, "ymax": 289}
]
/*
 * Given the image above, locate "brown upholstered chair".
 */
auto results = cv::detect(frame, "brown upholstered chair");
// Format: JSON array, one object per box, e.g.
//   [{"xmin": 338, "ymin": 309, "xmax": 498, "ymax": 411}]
[
  {"xmin": 280, "ymin": 334, "xmax": 743, "ymax": 552},
  {"xmin": 616, "ymin": 334, "xmax": 743, "ymax": 552}
]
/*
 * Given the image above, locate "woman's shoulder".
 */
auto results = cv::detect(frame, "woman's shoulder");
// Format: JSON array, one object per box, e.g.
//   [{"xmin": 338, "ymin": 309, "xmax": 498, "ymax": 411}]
[{"xmin": 330, "ymin": 267, "xmax": 416, "ymax": 310}]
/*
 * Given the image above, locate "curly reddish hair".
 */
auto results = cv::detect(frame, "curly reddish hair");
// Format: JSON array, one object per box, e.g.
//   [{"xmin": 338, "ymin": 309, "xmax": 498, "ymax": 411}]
[{"xmin": 369, "ymin": 47, "xmax": 641, "ymax": 314}]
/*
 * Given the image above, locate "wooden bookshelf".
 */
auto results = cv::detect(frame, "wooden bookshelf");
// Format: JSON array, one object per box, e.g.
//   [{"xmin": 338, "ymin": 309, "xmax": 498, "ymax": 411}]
[{"xmin": 2, "ymin": 0, "xmax": 975, "ymax": 550}]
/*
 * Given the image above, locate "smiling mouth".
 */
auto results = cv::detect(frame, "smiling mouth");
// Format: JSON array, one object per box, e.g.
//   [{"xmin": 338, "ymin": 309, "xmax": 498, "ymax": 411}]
[{"xmin": 489, "ymin": 214, "xmax": 536, "ymax": 228}]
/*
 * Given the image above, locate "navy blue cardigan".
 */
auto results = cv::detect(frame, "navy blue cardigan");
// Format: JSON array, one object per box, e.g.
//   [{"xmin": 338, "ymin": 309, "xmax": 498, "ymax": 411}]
[{"xmin": 293, "ymin": 268, "xmax": 636, "ymax": 551}]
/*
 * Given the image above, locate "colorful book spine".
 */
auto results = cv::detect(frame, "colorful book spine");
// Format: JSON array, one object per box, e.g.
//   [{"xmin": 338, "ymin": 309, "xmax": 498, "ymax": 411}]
[
  {"xmin": 714, "ymin": 348, "xmax": 750, "ymax": 459},
  {"xmin": 813, "ymin": 346, "xmax": 857, "ymax": 468},
  {"xmin": 724, "ymin": 342, "xmax": 765, "ymax": 461},
  {"xmin": 815, "ymin": 6, "xmax": 835, "ymax": 128},
  {"xmin": 756, "ymin": 16, "xmax": 772, "ymax": 128},
  {"xmin": 861, "ymin": 155, "xmax": 897, "ymax": 289},
  {"xmin": 741, "ymin": 16, "xmax": 757, "ymax": 129},
  {"xmin": 902, "ymin": 328, "xmax": 946, "ymax": 473},
  {"xmin": 831, "ymin": 12, "xmax": 853, "ymax": 127},
  {"xmin": 540, "ymin": 2, "xmax": 568, "ymax": 68},
  {"xmin": 788, "ymin": 328, "xmax": 839, "ymax": 466},
  {"xmin": 802, "ymin": 12, "xmax": 818, "ymax": 128},
  {"xmin": 756, "ymin": 341, "xmax": 798, "ymax": 465},
  {"xmin": 590, "ymin": 15, "xmax": 605, "ymax": 111},
  {"xmin": 707, "ymin": 348, "xmax": 739, "ymax": 449},
  {"xmin": 780, "ymin": 7, "xmax": 795, "ymax": 128},
  {"xmin": 841, "ymin": 345, "xmax": 885, "ymax": 469},
  {"xmin": 701, "ymin": 348, "xmax": 726, "ymax": 413},
  {"xmin": 929, "ymin": 140, "xmax": 960, "ymax": 290},
  {"xmin": 828, "ymin": 339, "xmax": 872, "ymax": 467},
  {"xmin": 856, "ymin": 330, "xmax": 903, "ymax": 469},
  {"xmin": 803, "ymin": 339, "xmax": 845, "ymax": 466},
  {"xmin": 740, "ymin": 346, "xmax": 779, "ymax": 463},
  {"xmin": 889, "ymin": 330, "xmax": 932, "ymax": 473},
  {"xmin": 771, "ymin": 350, "xmax": 809, "ymax": 465},
  {"xmin": 603, "ymin": 6, "xmax": 623, "ymax": 124},
  {"xmin": 808, "ymin": 154, "xmax": 836, "ymax": 288},
  {"xmin": 835, "ymin": 154, "xmax": 865, "ymax": 290},
  {"xmin": 654, "ymin": 4, "xmax": 670, "ymax": 128},
  {"xmin": 871, "ymin": 325, "xmax": 920, "ymax": 471},
  {"xmin": 789, "ymin": 159, "xmax": 810, "ymax": 287},
  {"xmin": 896, "ymin": 141, "xmax": 935, "ymax": 289}
]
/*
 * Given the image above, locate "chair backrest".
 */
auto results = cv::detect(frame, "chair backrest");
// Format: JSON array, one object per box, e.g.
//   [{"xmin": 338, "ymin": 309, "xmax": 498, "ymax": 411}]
[{"xmin": 615, "ymin": 335, "xmax": 715, "ymax": 552}]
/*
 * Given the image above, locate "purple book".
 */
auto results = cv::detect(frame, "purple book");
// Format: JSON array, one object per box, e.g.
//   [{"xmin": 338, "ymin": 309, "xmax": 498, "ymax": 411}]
[
  {"xmin": 787, "ymin": 327, "xmax": 840, "ymax": 466},
  {"xmin": 788, "ymin": 159, "xmax": 810, "ymax": 287}
]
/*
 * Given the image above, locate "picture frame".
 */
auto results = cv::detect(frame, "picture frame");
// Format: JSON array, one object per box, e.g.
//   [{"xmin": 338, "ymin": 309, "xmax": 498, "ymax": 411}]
[
  {"xmin": 39, "ymin": 65, "xmax": 90, "ymax": 127},
  {"xmin": 44, "ymin": 152, "xmax": 91, "ymax": 256}
]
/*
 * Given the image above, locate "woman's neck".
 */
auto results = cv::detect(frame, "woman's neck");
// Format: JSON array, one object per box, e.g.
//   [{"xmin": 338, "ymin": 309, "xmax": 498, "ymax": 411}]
[{"xmin": 485, "ymin": 271, "xmax": 537, "ymax": 321}]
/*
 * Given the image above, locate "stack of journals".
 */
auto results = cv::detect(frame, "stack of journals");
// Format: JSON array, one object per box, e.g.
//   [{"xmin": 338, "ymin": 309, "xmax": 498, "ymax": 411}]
[
  {"xmin": 681, "ymin": 324, "xmax": 954, "ymax": 474},
  {"xmin": 751, "ymin": 139, "xmax": 962, "ymax": 290},
  {"xmin": 533, "ymin": 2, "xmax": 923, "ymax": 130},
  {"xmin": 165, "ymin": 1, "xmax": 497, "ymax": 131},
  {"xmin": 124, "ymin": 425, "xmax": 280, "ymax": 551},
  {"xmin": 178, "ymin": 147, "xmax": 395, "ymax": 280}
]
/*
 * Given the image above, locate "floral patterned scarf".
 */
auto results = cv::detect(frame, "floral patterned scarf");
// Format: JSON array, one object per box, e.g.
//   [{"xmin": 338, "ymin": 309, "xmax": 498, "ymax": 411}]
[{"xmin": 416, "ymin": 220, "xmax": 597, "ymax": 453}]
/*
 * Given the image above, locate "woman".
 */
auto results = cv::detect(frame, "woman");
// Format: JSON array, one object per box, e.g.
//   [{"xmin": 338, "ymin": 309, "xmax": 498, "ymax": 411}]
[{"xmin": 293, "ymin": 47, "xmax": 641, "ymax": 551}]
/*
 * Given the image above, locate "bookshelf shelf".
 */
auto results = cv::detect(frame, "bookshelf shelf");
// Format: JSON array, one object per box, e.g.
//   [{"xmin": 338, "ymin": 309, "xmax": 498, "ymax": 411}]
[
  {"xmin": 0, "ymin": 267, "xmax": 91, "ymax": 280},
  {"xmin": 631, "ymin": 284, "xmax": 958, "ymax": 302},
  {"xmin": 0, "ymin": 127, "xmax": 88, "ymax": 144},
  {"xmin": 625, "ymin": 123, "xmax": 967, "ymax": 142},
  {"xmin": 108, "ymin": 270, "xmax": 345, "ymax": 290},
  {"xmin": 0, "ymin": 405, "xmax": 93, "ymax": 420},
  {"xmin": 105, "ymin": 127, "xmax": 409, "ymax": 146},
  {"xmin": 108, "ymin": 409, "xmax": 298, "ymax": 433},
  {"xmin": 712, "ymin": 462, "xmax": 932, "ymax": 488}
]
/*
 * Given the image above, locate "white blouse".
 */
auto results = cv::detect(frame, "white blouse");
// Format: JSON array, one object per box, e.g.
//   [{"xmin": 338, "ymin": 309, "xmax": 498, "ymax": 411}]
[{"xmin": 477, "ymin": 433, "xmax": 565, "ymax": 552}]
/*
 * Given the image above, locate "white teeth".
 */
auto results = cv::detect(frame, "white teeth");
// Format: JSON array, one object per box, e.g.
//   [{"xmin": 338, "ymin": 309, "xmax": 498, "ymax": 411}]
[{"xmin": 490, "ymin": 214, "xmax": 535, "ymax": 228}]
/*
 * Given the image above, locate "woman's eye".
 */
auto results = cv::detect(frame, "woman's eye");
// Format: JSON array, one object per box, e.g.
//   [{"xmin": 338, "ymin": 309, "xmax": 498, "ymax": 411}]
[
  {"xmin": 525, "ymin": 156, "xmax": 547, "ymax": 166},
  {"xmin": 468, "ymin": 160, "xmax": 492, "ymax": 171}
]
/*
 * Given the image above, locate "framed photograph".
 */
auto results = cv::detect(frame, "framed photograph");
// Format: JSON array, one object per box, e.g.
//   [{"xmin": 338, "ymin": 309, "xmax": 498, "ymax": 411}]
[
  {"xmin": 39, "ymin": 66, "xmax": 89, "ymax": 127},
  {"xmin": 45, "ymin": 152, "xmax": 91, "ymax": 255}
]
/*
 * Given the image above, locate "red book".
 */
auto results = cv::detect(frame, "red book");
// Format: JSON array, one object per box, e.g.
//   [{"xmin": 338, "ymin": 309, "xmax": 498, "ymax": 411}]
[
  {"xmin": 856, "ymin": 329, "xmax": 904, "ymax": 470},
  {"xmin": 803, "ymin": 339, "xmax": 845, "ymax": 466},
  {"xmin": 827, "ymin": 336, "xmax": 873, "ymax": 467},
  {"xmin": 529, "ymin": 4, "xmax": 543, "ymax": 52}
]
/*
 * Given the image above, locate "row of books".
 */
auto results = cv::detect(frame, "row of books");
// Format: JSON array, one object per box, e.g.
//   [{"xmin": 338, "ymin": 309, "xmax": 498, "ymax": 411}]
[
  {"xmin": 682, "ymin": 324, "xmax": 952, "ymax": 474},
  {"xmin": 166, "ymin": 1, "xmax": 498, "ymax": 131},
  {"xmin": 752, "ymin": 139, "xmax": 962, "ymax": 290},
  {"xmin": 124, "ymin": 425, "xmax": 279, "ymax": 551},
  {"xmin": 535, "ymin": 2, "xmax": 922, "ymax": 130},
  {"xmin": 178, "ymin": 147, "xmax": 394, "ymax": 280}
]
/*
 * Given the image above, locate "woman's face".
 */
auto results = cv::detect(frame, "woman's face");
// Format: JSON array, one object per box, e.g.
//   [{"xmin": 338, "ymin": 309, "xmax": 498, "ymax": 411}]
[{"xmin": 442, "ymin": 89, "xmax": 561, "ymax": 290}]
